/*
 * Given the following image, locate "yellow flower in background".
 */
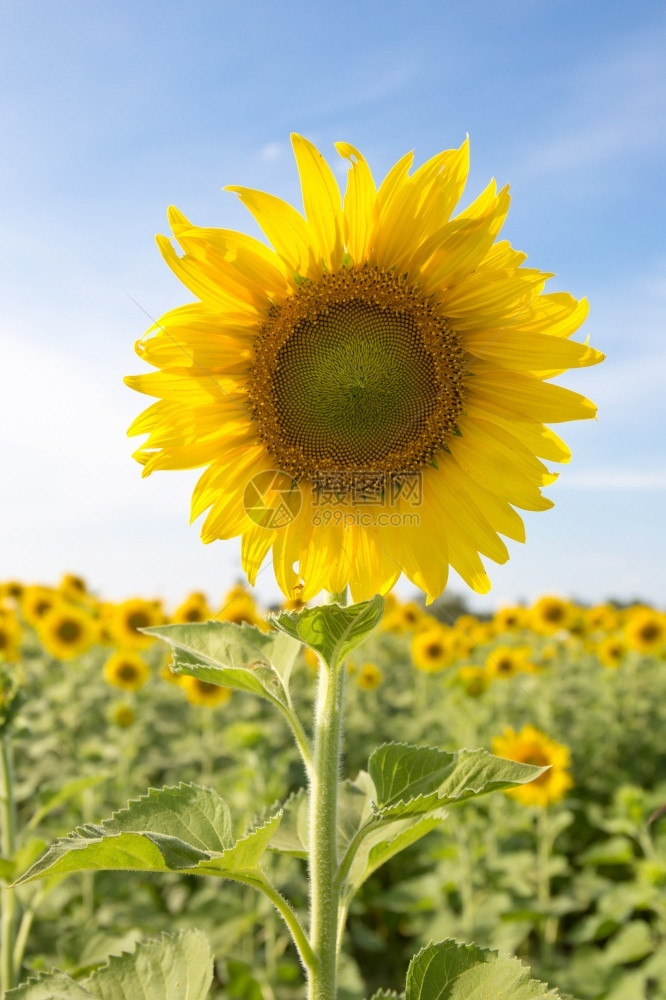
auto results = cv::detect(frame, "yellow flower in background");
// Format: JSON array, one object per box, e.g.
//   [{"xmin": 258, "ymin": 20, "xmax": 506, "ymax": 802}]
[
  {"xmin": 492, "ymin": 725, "xmax": 573, "ymax": 807},
  {"xmin": 108, "ymin": 599, "xmax": 162, "ymax": 650},
  {"xmin": 625, "ymin": 609, "xmax": 665, "ymax": 654},
  {"xmin": 216, "ymin": 584, "xmax": 264, "ymax": 628},
  {"xmin": 597, "ymin": 635, "xmax": 628, "ymax": 668},
  {"xmin": 38, "ymin": 604, "xmax": 97, "ymax": 661},
  {"xmin": 493, "ymin": 605, "xmax": 528, "ymax": 632},
  {"xmin": 171, "ymin": 592, "xmax": 212, "ymax": 623},
  {"xmin": 0, "ymin": 581, "xmax": 24, "ymax": 605},
  {"xmin": 356, "ymin": 661, "xmax": 383, "ymax": 690},
  {"xmin": 103, "ymin": 650, "xmax": 151, "ymax": 691},
  {"xmin": 110, "ymin": 703, "xmax": 136, "ymax": 728},
  {"xmin": 21, "ymin": 586, "xmax": 58, "ymax": 627},
  {"xmin": 412, "ymin": 626, "xmax": 451, "ymax": 673},
  {"xmin": 126, "ymin": 135, "xmax": 602, "ymax": 603},
  {"xmin": 457, "ymin": 664, "xmax": 489, "ymax": 697},
  {"xmin": 584, "ymin": 603, "xmax": 619, "ymax": 635},
  {"xmin": 180, "ymin": 675, "xmax": 232, "ymax": 707},
  {"xmin": 530, "ymin": 595, "xmax": 574, "ymax": 634},
  {"xmin": 0, "ymin": 613, "xmax": 21, "ymax": 662},
  {"xmin": 58, "ymin": 573, "xmax": 88, "ymax": 603},
  {"xmin": 303, "ymin": 646, "xmax": 320, "ymax": 672},
  {"xmin": 486, "ymin": 644, "xmax": 534, "ymax": 680},
  {"xmin": 383, "ymin": 600, "xmax": 424, "ymax": 633}
]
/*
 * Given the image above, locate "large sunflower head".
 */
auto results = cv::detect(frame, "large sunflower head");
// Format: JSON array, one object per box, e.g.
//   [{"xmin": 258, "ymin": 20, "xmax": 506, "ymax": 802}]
[{"xmin": 126, "ymin": 136, "xmax": 603, "ymax": 602}]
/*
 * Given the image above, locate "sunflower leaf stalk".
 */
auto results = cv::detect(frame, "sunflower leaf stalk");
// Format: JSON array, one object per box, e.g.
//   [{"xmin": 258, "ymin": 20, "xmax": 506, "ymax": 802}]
[
  {"xmin": 0, "ymin": 733, "xmax": 18, "ymax": 992},
  {"xmin": 308, "ymin": 654, "xmax": 346, "ymax": 1000}
]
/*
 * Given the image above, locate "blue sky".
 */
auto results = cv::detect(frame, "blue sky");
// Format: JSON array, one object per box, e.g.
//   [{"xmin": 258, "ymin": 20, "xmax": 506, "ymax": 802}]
[{"xmin": 1, "ymin": 0, "xmax": 665, "ymax": 610}]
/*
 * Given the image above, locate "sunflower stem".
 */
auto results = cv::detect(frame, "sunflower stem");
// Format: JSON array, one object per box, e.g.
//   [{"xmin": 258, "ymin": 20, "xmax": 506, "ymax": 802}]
[
  {"xmin": 307, "ymin": 655, "xmax": 346, "ymax": 1000},
  {"xmin": 0, "ymin": 734, "xmax": 18, "ymax": 993}
]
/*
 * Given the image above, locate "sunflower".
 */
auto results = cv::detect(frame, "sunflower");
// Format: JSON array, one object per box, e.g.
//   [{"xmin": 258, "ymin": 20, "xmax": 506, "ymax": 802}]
[
  {"xmin": 171, "ymin": 592, "xmax": 212, "ymax": 623},
  {"xmin": 584, "ymin": 603, "xmax": 619, "ymax": 635},
  {"xmin": 411, "ymin": 626, "xmax": 451, "ymax": 673},
  {"xmin": 108, "ymin": 598, "xmax": 162, "ymax": 649},
  {"xmin": 597, "ymin": 635, "xmax": 628, "ymax": 668},
  {"xmin": 180, "ymin": 675, "xmax": 232, "ymax": 707},
  {"xmin": 38, "ymin": 604, "xmax": 97, "ymax": 661},
  {"xmin": 493, "ymin": 605, "xmax": 528, "ymax": 633},
  {"xmin": 457, "ymin": 665, "xmax": 489, "ymax": 697},
  {"xmin": 383, "ymin": 600, "xmax": 424, "ymax": 634},
  {"xmin": 625, "ymin": 609, "xmax": 665, "ymax": 655},
  {"xmin": 529, "ymin": 596, "xmax": 573, "ymax": 635},
  {"xmin": 217, "ymin": 585, "xmax": 265, "ymax": 627},
  {"xmin": 0, "ymin": 613, "xmax": 21, "ymax": 662},
  {"xmin": 492, "ymin": 725, "xmax": 573, "ymax": 806},
  {"xmin": 486, "ymin": 644, "xmax": 533, "ymax": 680},
  {"xmin": 126, "ymin": 136, "xmax": 602, "ymax": 602},
  {"xmin": 110, "ymin": 703, "xmax": 136, "ymax": 728},
  {"xmin": 355, "ymin": 661, "xmax": 382, "ymax": 691},
  {"xmin": 0, "ymin": 581, "xmax": 24, "ymax": 604},
  {"xmin": 103, "ymin": 650, "xmax": 151, "ymax": 691},
  {"xmin": 58, "ymin": 573, "xmax": 88, "ymax": 603},
  {"xmin": 21, "ymin": 586, "xmax": 57, "ymax": 626}
]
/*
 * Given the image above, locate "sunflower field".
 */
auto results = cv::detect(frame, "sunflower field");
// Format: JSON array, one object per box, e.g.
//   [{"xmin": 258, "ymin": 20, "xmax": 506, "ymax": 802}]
[{"xmin": 2, "ymin": 576, "xmax": 665, "ymax": 999}]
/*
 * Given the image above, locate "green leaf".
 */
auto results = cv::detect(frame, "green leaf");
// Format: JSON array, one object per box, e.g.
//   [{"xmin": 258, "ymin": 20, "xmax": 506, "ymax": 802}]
[
  {"xmin": 196, "ymin": 812, "xmax": 282, "ymax": 877},
  {"xmin": 8, "ymin": 929, "xmax": 214, "ymax": 1000},
  {"xmin": 145, "ymin": 621, "xmax": 291, "ymax": 708},
  {"xmin": 269, "ymin": 595, "xmax": 385, "ymax": 667},
  {"xmin": 370, "ymin": 743, "xmax": 544, "ymax": 819},
  {"xmin": 266, "ymin": 788, "xmax": 309, "ymax": 858},
  {"xmin": 405, "ymin": 940, "xmax": 562, "ymax": 999},
  {"xmin": 13, "ymin": 784, "xmax": 276, "ymax": 886},
  {"xmin": 333, "ymin": 771, "xmax": 444, "ymax": 899},
  {"xmin": 604, "ymin": 920, "xmax": 653, "ymax": 965},
  {"xmin": 6, "ymin": 972, "xmax": 94, "ymax": 999},
  {"xmin": 345, "ymin": 812, "xmax": 444, "ymax": 898}
]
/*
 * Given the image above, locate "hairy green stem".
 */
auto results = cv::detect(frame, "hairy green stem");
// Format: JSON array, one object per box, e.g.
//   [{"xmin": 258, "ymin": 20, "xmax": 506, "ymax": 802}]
[
  {"xmin": 1, "ymin": 734, "xmax": 17, "ymax": 993},
  {"xmin": 308, "ymin": 658, "xmax": 346, "ymax": 1000}
]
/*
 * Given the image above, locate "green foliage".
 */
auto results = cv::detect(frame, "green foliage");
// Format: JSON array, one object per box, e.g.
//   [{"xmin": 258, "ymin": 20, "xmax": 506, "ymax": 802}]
[
  {"xmin": 14, "ymin": 784, "xmax": 279, "ymax": 885},
  {"xmin": 369, "ymin": 742, "xmax": 544, "ymax": 819},
  {"xmin": 270, "ymin": 595, "xmax": 385, "ymax": 667},
  {"xmin": 144, "ymin": 621, "xmax": 300, "ymax": 711},
  {"xmin": 8, "ymin": 930, "xmax": 212, "ymax": 999},
  {"xmin": 405, "ymin": 940, "xmax": 561, "ymax": 999}
]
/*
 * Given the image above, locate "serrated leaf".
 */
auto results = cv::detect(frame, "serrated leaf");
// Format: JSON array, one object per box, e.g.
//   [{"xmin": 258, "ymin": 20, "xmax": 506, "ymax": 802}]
[
  {"xmin": 368, "ymin": 991, "xmax": 403, "ymax": 1000},
  {"xmin": 266, "ymin": 788, "xmax": 309, "ymax": 857},
  {"xmin": 14, "ymin": 784, "xmax": 278, "ymax": 886},
  {"xmin": 370, "ymin": 744, "xmax": 544, "ymax": 819},
  {"xmin": 345, "ymin": 812, "xmax": 444, "ymax": 898},
  {"xmin": 269, "ymin": 595, "xmax": 384, "ymax": 667},
  {"xmin": 9, "ymin": 929, "xmax": 214, "ymax": 999},
  {"xmin": 406, "ymin": 940, "xmax": 562, "ymax": 999},
  {"xmin": 84, "ymin": 929, "xmax": 213, "ymax": 1000},
  {"xmin": 196, "ymin": 811, "xmax": 282, "ymax": 876},
  {"xmin": 146, "ymin": 621, "xmax": 289, "ymax": 707},
  {"xmin": 7, "ymin": 972, "xmax": 94, "ymax": 999}
]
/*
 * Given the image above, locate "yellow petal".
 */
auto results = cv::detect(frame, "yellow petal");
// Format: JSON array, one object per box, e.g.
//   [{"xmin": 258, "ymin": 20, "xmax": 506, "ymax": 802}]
[
  {"xmin": 225, "ymin": 186, "xmax": 316, "ymax": 277},
  {"xmin": 291, "ymin": 134, "xmax": 343, "ymax": 270},
  {"xmin": 335, "ymin": 142, "xmax": 377, "ymax": 263}
]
